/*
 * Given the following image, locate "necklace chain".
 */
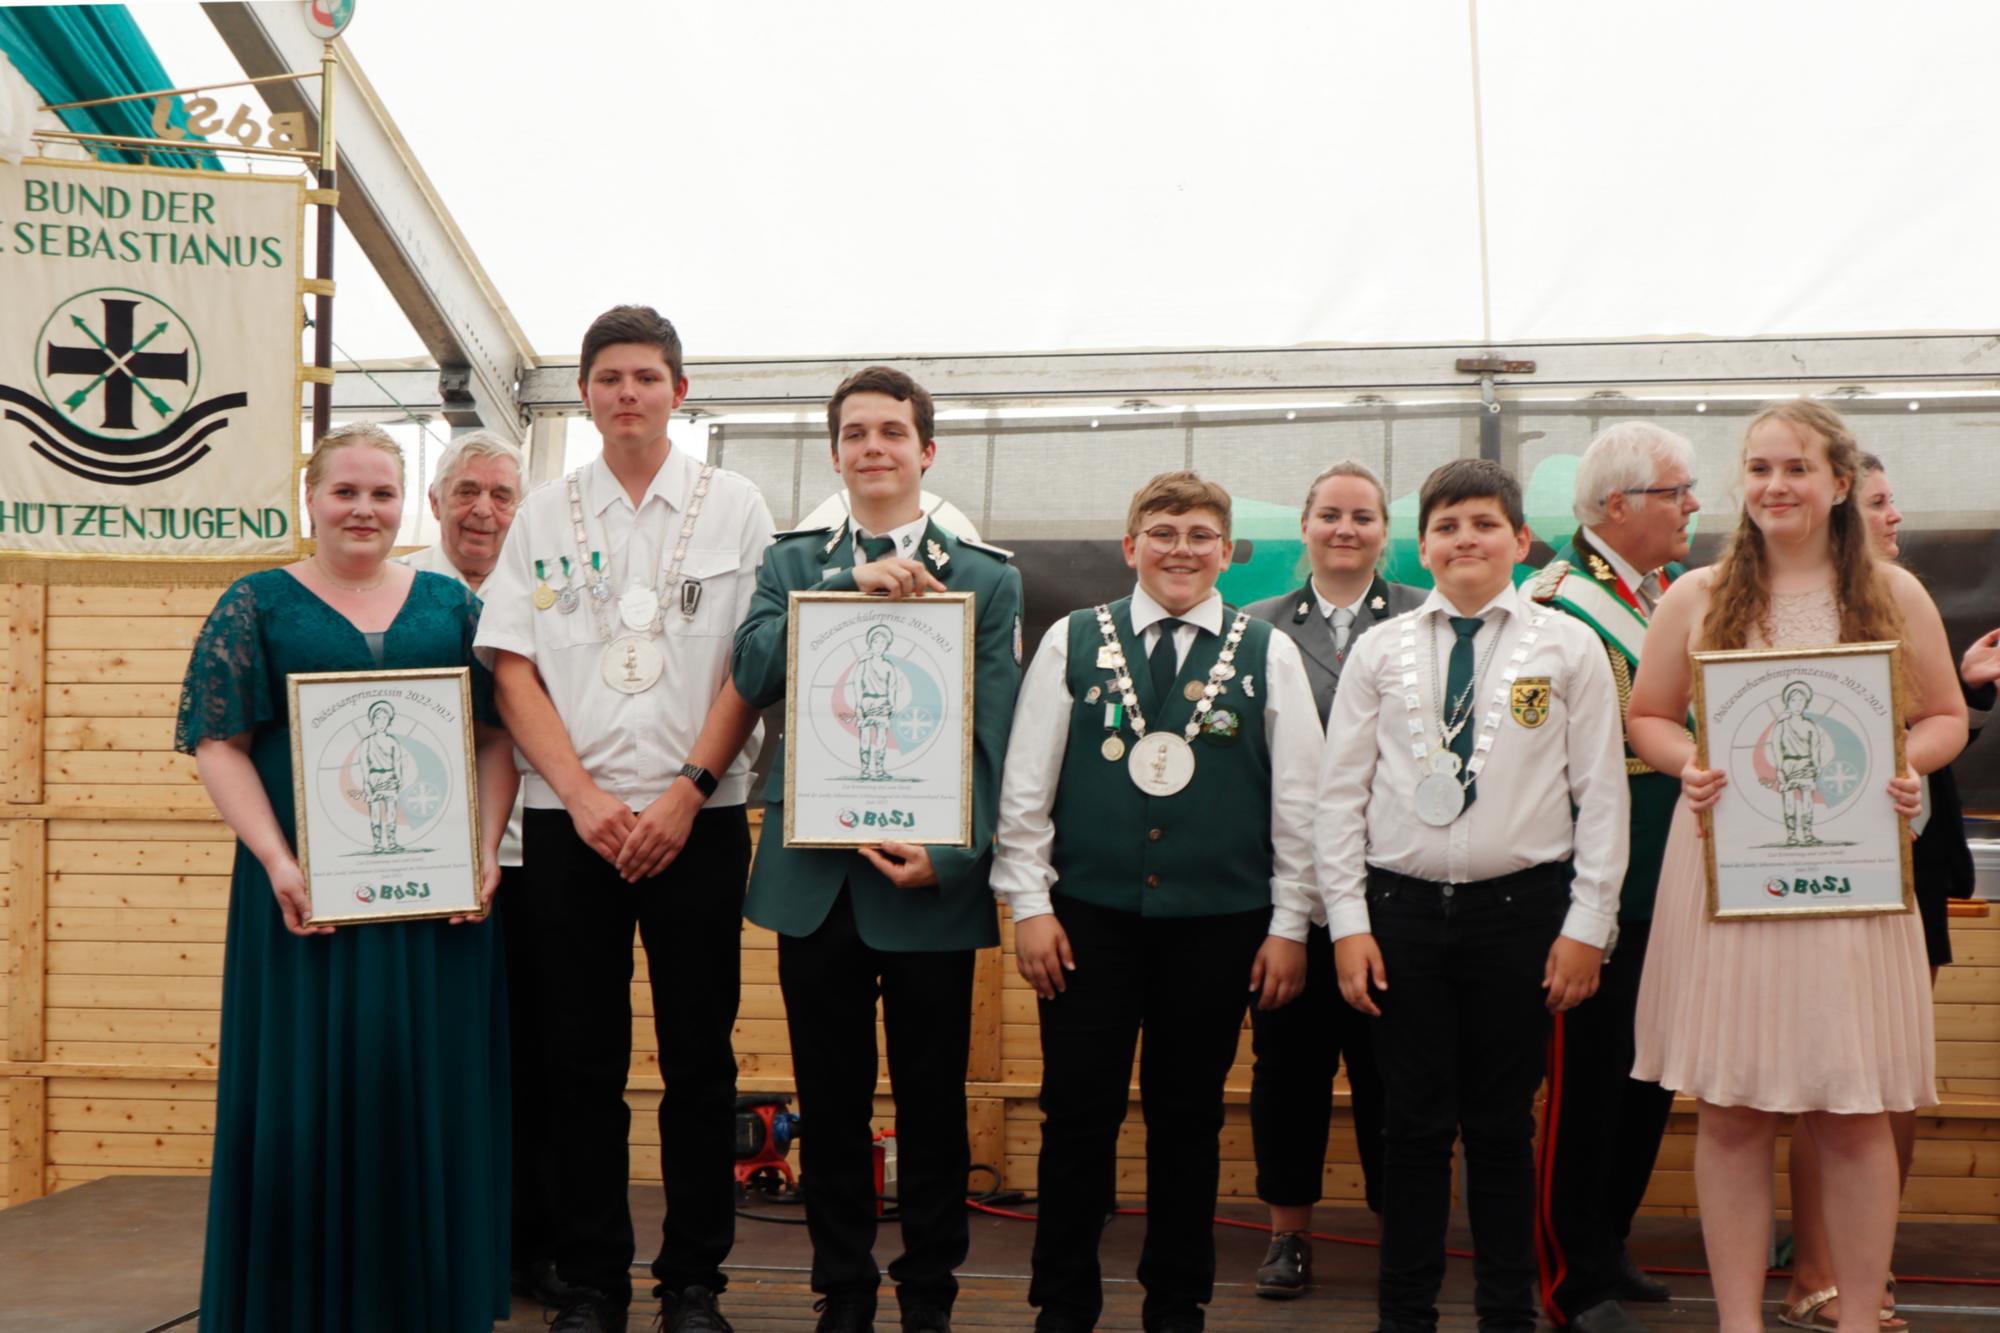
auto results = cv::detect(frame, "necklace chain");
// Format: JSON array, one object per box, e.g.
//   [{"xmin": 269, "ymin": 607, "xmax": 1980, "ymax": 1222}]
[
  {"xmin": 1429, "ymin": 615, "xmax": 1500, "ymax": 751},
  {"xmin": 313, "ymin": 555, "xmax": 387, "ymax": 593}
]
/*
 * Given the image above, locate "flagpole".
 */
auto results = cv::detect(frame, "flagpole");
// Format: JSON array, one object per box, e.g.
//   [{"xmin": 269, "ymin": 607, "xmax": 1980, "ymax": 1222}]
[{"xmin": 312, "ymin": 41, "xmax": 337, "ymax": 445}]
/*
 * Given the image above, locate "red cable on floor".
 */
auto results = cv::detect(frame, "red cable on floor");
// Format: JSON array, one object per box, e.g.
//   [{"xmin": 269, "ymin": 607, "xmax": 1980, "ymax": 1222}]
[{"xmin": 960, "ymin": 1199, "xmax": 2000, "ymax": 1287}]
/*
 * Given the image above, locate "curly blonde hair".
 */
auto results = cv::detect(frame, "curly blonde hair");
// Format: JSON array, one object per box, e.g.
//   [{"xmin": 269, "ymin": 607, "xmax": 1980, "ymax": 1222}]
[{"xmin": 1698, "ymin": 400, "xmax": 1903, "ymax": 652}]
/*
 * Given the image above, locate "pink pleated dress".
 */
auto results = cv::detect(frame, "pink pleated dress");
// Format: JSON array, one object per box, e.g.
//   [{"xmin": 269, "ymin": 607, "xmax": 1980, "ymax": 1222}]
[{"xmin": 1631, "ymin": 586, "xmax": 1937, "ymax": 1114}]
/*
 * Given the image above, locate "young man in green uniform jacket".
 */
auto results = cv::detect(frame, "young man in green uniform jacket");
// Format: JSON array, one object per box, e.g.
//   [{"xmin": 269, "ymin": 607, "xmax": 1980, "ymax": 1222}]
[
  {"xmin": 1524, "ymin": 422, "xmax": 1701, "ymax": 1333},
  {"xmin": 731, "ymin": 366, "xmax": 1024, "ymax": 1333}
]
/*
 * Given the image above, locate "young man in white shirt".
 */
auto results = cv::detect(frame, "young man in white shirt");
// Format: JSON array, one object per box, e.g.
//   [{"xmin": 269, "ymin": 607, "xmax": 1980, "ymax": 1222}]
[
  {"xmin": 475, "ymin": 305, "xmax": 775, "ymax": 1333},
  {"xmin": 995, "ymin": 471, "xmax": 1320, "ymax": 1333},
  {"xmin": 1317, "ymin": 458, "xmax": 1630, "ymax": 1333}
]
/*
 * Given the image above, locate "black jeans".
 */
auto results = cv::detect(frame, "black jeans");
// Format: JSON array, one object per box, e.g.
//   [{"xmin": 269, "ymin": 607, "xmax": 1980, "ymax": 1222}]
[
  {"xmin": 1368, "ymin": 863, "xmax": 1569, "ymax": 1333},
  {"xmin": 1028, "ymin": 896, "xmax": 1270, "ymax": 1330},
  {"xmin": 519, "ymin": 805, "xmax": 750, "ymax": 1309},
  {"xmin": 1248, "ymin": 922, "xmax": 1386, "ymax": 1213},
  {"xmin": 495, "ymin": 863, "xmax": 560, "ymax": 1270},
  {"xmin": 776, "ymin": 887, "xmax": 977, "ymax": 1313},
  {"xmin": 1536, "ymin": 917, "xmax": 1675, "ymax": 1322}
]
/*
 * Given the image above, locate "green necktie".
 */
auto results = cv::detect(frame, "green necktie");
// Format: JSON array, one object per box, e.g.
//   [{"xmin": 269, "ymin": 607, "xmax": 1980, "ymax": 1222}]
[
  {"xmin": 859, "ymin": 533, "xmax": 896, "ymax": 562},
  {"xmin": 1447, "ymin": 615, "xmax": 1483, "ymax": 808},
  {"xmin": 1148, "ymin": 618, "xmax": 1183, "ymax": 710}
]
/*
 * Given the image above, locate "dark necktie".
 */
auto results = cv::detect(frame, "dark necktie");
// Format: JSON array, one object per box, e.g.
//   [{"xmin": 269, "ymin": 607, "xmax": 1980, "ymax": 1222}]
[
  {"xmin": 859, "ymin": 533, "xmax": 896, "ymax": 562},
  {"xmin": 1149, "ymin": 618, "xmax": 1183, "ymax": 708},
  {"xmin": 1447, "ymin": 615, "xmax": 1483, "ymax": 808}
]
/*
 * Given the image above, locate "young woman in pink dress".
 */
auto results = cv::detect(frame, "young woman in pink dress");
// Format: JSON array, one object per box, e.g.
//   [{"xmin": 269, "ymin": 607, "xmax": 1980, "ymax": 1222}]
[{"xmin": 1627, "ymin": 401, "xmax": 1967, "ymax": 1333}]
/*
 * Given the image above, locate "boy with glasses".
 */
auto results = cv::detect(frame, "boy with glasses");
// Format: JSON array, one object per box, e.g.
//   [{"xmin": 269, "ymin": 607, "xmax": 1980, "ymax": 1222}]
[{"xmin": 994, "ymin": 471, "xmax": 1321, "ymax": 1333}]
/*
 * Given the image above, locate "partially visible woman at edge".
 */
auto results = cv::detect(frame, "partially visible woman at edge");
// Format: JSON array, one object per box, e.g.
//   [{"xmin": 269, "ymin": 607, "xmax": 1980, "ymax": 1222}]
[
  {"xmin": 175, "ymin": 422, "xmax": 518, "ymax": 1332},
  {"xmin": 1627, "ymin": 401, "xmax": 1967, "ymax": 1333},
  {"xmin": 1779, "ymin": 451, "xmax": 2000, "ymax": 1331}
]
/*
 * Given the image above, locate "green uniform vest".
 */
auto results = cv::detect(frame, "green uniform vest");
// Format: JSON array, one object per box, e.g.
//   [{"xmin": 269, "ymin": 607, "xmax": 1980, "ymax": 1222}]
[{"xmin": 1050, "ymin": 599, "xmax": 1274, "ymax": 918}]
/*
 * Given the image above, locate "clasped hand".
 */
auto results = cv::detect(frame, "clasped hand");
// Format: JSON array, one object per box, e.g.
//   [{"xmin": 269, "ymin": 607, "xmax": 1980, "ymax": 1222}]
[
  {"xmin": 571, "ymin": 781, "xmax": 704, "ymax": 882},
  {"xmin": 853, "ymin": 556, "xmax": 946, "ymax": 599}
]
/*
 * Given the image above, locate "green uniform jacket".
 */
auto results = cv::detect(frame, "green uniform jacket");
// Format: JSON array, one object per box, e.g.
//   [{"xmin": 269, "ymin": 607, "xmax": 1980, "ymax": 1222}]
[
  {"xmin": 1526, "ymin": 530, "xmax": 1684, "ymax": 923},
  {"xmin": 732, "ymin": 517, "xmax": 1024, "ymax": 951}
]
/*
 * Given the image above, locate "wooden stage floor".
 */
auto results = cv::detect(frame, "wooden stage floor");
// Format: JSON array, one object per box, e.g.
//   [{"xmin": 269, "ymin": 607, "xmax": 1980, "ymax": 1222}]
[{"xmin": 4, "ymin": 1176, "xmax": 1998, "ymax": 1331}]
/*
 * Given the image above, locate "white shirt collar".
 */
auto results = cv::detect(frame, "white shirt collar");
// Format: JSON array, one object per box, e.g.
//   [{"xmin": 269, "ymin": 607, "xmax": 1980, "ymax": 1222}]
[
  {"xmin": 1580, "ymin": 525, "xmax": 1650, "ymax": 592},
  {"xmin": 853, "ymin": 511, "xmax": 931, "ymax": 560},
  {"xmin": 1419, "ymin": 577, "xmax": 1522, "ymax": 625},
  {"xmin": 586, "ymin": 446, "xmax": 693, "ymax": 517},
  {"xmin": 1310, "ymin": 576, "xmax": 1372, "ymax": 622},
  {"xmin": 1129, "ymin": 584, "xmax": 1225, "ymax": 638}
]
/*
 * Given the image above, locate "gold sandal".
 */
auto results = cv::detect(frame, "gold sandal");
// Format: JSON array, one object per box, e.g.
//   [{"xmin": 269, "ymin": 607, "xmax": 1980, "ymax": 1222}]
[{"xmin": 1778, "ymin": 1286, "xmax": 1908, "ymax": 1332}]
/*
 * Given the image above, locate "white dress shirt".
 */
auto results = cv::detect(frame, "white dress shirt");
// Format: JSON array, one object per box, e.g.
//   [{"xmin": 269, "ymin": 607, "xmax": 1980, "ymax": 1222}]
[
  {"xmin": 473, "ymin": 448, "xmax": 775, "ymax": 810},
  {"xmin": 1315, "ymin": 579, "xmax": 1630, "ymax": 947},
  {"xmin": 398, "ymin": 541, "xmax": 525, "ymax": 866},
  {"xmin": 1310, "ymin": 579, "xmax": 1372, "ymax": 625},
  {"xmin": 853, "ymin": 513, "xmax": 930, "ymax": 561},
  {"xmin": 993, "ymin": 584, "xmax": 1323, "ymax": 940}
]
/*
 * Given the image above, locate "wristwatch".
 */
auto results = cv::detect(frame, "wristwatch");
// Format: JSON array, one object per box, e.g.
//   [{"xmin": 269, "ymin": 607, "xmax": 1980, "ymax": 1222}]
[{"xmin": 679, "ymin": 762, "xmax": 718, "ymax": 799}]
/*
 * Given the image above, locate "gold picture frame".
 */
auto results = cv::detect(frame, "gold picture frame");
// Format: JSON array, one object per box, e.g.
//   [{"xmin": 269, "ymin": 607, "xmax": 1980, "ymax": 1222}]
[
  {"xmin": 782, "ymin": 590, "xmax": 978, "ymax": 849},
  {"xmin": 286, "ymin": 666, "xmax": 486, "ymax": 925},
  {"xmin": 1690, "ymin": 641, "xmax": 1913, "ymax": 920}
]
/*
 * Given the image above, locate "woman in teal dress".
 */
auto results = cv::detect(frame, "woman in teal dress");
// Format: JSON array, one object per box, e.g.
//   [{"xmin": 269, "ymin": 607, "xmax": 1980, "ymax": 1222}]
[{"xmin": 175, "ymin": 423, "xmax": 519, "ymax": 1332}]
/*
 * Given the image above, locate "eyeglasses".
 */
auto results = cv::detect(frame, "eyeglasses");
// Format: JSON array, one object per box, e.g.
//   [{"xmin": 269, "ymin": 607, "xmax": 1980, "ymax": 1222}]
[
  {"xmin": 1138, "ymin": 526, "xmax": 1223, "ymax": 555},
  {"xmin": 1622, "ymin": 482, "xmax": 1698, "ymax": 504}
]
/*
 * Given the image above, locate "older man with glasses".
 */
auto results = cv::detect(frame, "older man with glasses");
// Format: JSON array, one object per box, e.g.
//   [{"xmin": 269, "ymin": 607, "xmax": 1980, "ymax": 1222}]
[{"xmin": 1524, "ymin": 422, "xmax": 1701, "ymax": 1333}]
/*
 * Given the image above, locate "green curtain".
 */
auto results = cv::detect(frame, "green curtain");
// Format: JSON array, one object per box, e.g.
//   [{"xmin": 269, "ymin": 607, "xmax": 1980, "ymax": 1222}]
[{"xmin": 0, "ymin": 4, "xmax": 216, "ymax": 170}]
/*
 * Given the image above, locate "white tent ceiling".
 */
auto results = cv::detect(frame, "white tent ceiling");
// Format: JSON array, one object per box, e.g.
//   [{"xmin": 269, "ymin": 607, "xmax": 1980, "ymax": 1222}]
[{"xmin": 128, "ymin": 0, "xmax": 2000, "ymax": 363}]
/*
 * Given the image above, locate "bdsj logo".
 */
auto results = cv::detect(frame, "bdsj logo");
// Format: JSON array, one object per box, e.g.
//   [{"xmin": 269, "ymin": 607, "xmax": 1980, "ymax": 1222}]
[{"xmin": 0, "ymin": 286, "xmax": 245, "ymax": 486}]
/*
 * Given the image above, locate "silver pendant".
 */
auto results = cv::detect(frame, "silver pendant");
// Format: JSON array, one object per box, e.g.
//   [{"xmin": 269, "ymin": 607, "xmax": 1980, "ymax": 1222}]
[
  {"xmin": 619, "ymin": 587, "xmax": 661, "ymax": 632},
  {"xmin": 601, "ymin": 635, "xmax": 664, "ymax": 694},
  {"xmin": 1127, "ymin": 731, "xmax": 1196, "ymax": 797},
  {"xmin": 680, "ymin": 579, "xmax": 703, "ymax": 619},
  {"xmin": 1429, "ymin": 749, "xmax": 1463, "ymax": 777},
  {"xmin": 556, "ymin": 586, "xmax": 580, "ymax": 614},
  {"xmin": 1414, "ymin": 772, "xmax": 1467, "ymax": 826},
  {"xmin": 590, "ymin": 579, "xmax": 614, "ymax": 603}
]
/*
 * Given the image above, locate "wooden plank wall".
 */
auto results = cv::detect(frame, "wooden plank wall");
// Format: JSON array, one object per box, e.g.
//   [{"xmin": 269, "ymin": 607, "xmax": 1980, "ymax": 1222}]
[{"xmin": 1, "ymin": 579, "xmax": 1996, "ymax": 1226}]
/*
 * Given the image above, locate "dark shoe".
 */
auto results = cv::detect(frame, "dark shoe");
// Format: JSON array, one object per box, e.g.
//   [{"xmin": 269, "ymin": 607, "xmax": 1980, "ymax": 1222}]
[
  {"xmin": 1254, "ymin": 1230, "xmax": 1312, "ymax": 1299},
  {"xmin": 1612, "ymin": 1252, "xmax": 1672, "ymax": 1304},
  {"xmin": 1570, "ymin": 1300, "xmax": 1650, "ymax": 1333},
  {"xmin": 512, "ymin": 1258, "xmax": 575, "ymax": 1307},
  {"xmin": 1032, "ymin": 1315, "xmax": 1093, "ymax": 1333},
  {"xmin": 900, "ymin": 1303, "xmax": 953, "ymax": 1333},
  {"xmin": 658, "ymin": 1285, "xmax": 734, "ymax": 1332},
  {"xmin": 814, "ymin": 1294, "xmax": 878, "ymax": 1333},
  {"xmin": 551, "ymin": 1294, "xmax": 627, "ymax": 1333}
]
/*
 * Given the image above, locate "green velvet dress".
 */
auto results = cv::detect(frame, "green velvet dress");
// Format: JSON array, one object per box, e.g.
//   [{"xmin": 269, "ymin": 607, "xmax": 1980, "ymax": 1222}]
[{"xmin": 175, "ymin": 568, "xmax": 511, "ymax": 1333}]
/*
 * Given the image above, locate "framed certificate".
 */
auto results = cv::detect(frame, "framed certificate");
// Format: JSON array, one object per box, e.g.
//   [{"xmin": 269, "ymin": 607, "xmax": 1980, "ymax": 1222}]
[
  {"xmin": 783, "ymin": 591, "xmax": 976, "ymax": 848},
  {"xmin": 286, "ymin": 667, "xmax": 486, "ymax": 925},
  {"xmin": 1691, "ymin": 642, "xmax": 1913, "ymax": 919}
]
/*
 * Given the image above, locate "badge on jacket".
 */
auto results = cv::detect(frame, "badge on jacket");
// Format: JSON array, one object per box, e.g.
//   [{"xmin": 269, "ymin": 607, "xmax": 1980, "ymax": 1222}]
[{"xmin": 1511, "ymin": 677, "xmax": 1552, "ymax": 728}]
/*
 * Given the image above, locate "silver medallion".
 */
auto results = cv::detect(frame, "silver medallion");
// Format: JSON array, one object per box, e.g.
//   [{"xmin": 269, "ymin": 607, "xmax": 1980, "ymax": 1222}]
[
  {"xmin": 590, "ymin": 579, "xmax": 614, "ymax": 603},
  {"xmin": 1429, "ymin": 749, "xmax": 1463, "ymax": 777},
  {"xmin": 1414, "ymin": 772, "xmax": 1467, "ymax": 826},
  {"xmin": 556, "ymin": 586, "xmax": 580, "ymax": 614},
  {"xmin": 619, "ymin": 586, "xmax": 660, "ymax": 632},
  {"xmin": 601, "ymin": 634, "xmax": 664, "ymax": 694},
  {"xmin": 1127, "ymin": 731, "xmax": 1196, "ymax": 797}
]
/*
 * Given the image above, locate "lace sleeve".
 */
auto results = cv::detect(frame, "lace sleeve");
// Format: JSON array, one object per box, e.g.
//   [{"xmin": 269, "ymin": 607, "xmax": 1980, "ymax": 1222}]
[
  {"xmin": 174, "ymin": 577, "xmax": 275, "ymax": 754},
  {"xmin": 462, "ymin": 587, "xmax": 499, "ymax": 728}
]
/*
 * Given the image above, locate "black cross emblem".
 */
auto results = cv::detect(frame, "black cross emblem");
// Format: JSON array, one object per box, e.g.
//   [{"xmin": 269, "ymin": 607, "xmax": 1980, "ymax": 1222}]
[{"xmin": 43, "ymin": 297, "xmax": 190, "ymax": 430}]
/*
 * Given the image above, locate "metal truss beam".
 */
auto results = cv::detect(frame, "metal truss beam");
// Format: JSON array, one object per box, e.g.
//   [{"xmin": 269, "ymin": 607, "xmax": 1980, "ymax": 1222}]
[{"xmin": 203, "ymin": 3, "xmax": 535, "ymax": 441}]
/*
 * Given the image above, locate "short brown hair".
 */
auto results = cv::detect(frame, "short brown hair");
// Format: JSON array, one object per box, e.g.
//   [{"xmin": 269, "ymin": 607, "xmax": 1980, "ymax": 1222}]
[
  {"xmin": 305, "ymin": 422, "xmax": 404, "ymax": 493},
  {"xmin": 579, "ymin": 304, "xmax": 684, "ymax": 383},
  {"xmin": 1417, "ymin": 458, "xmax": 1522, "ymax": 533},
  {"xmin": 1125, "ymin": 470, "xmax": 1232, "ymax": 539},
  {"xmin": 827, "ymin": 365, "xmax": 935, "ymax": 447}
]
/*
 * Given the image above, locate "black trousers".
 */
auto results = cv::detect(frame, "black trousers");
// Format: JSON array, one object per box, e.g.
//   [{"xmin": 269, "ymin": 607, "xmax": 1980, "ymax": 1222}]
[
  {"xmin": 776, "ymin": 887, "xmax": 976, "ymax": 1313},
  {"xmin": 1536, "ymin": 918, "xmax": 1675, "ymax": 1323},
  {"xmin": 1248, "ymin": 922, "xmax": 1386, "ymax": 1213},
  {"xmin": 1368, "ymin": 864, "xmax": 1569, "ymax": 1333},
  {"xmin": 495, "ymin": 863, "xmax": 560, "ymax": 1270},
  {"xmin": 1029, "ymin": 896, "xmax": 1270, "ymax": 1330},
  {"xmin": 519, "ymin": 805, "xmax": 750, "ymax": 1308}
]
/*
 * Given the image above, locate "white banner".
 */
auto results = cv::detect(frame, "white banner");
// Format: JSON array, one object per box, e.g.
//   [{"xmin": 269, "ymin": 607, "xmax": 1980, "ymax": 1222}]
[{"xmin": 0, "ymin": 157, "xmax": 303, "ymax": 558}]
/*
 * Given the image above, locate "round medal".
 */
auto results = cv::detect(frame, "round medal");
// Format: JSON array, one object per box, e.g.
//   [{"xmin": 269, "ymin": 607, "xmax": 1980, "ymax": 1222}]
[
  {"xmin": 590, "ymin": 580, "xmax": 614, "ymax": 603},
  {"xmin": 1127, "ymin": 731, "xmax": 1196, "ymax": 797},
  {"xmin": 556, "ymin": 586, "xmax": 580, "ymax": 614},
  {"xmin": 1414, "ymin": 772, "xmax": 1467, "ymax": 827},
  {"xmin": 601, "ymin": 634, "xmax": 664, "ymax": 694},
  {"xmin": 1100, "ymin": 734, "xmax": 1126, "ymax": 762},
  {"xmin": 1183, "ymin": 679, "xmax": 1206, "ymax": 702},
  {"xmin": 619, "ymin": 587, "xmax": 660, "ymax": 632},
  {"xmin": 532, "ymin": 584, "xmax": 557, "ymax": 610}
]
